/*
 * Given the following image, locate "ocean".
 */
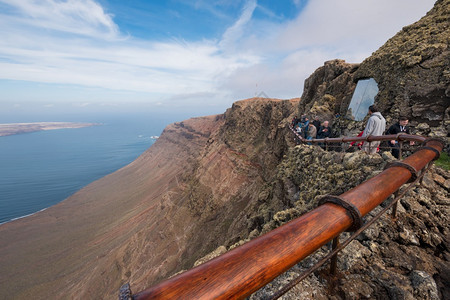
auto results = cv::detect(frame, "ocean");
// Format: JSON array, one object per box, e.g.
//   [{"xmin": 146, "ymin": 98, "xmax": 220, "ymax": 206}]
[{"xmin": 0, "ymin": 112, "xmax": 189, "ymax": 225}]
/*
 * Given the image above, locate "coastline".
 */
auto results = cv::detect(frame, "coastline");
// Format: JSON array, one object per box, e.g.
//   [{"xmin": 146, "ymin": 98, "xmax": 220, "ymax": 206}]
[
  {"xmin": 0, "ymin": 207, "xmax": 48, "ymax": 226},
  {"xmin": 0, "ymin": 122, "xmax": 100, "ymax": 137}
]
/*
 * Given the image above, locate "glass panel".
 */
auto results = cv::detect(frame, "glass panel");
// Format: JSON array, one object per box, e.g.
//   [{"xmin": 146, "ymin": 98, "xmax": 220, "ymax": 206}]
[{"xmin": 347, "ymin": 78, "xmax": 379, "ymax": 121}]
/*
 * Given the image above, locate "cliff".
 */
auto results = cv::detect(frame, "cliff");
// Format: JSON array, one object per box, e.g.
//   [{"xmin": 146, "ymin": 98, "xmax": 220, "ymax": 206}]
[
  {"xmin": 0, "ymin": 115, "xmax": 223, "ymax": 298},
  {"xmin": 0, "ymin": 98, "xmax": 299, "ymax": 299}
]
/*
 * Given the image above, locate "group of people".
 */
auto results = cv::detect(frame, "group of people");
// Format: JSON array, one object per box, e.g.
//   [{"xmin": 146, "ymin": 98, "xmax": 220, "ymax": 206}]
[
  {"xmin": 291, "ymin": 115, "xmax": 332, "ymax": 142},
  {"xmin": 291, "ymin": 105, "xmax": 414, "ymax": 158}
]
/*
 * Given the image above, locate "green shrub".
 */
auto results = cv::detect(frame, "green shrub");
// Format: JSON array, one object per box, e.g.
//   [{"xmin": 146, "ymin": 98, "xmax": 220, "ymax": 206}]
[{"xmin": 435, "ymin": 151, "xmax": 450, "ymax": 170}]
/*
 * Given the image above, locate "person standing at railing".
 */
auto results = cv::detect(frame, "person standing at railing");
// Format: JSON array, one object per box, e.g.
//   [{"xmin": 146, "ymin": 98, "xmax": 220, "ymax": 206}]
[
  {"xmin": 300, "ymin": 115, "xmax": 310, "ymax": 138},
  {"xmin": 291, "ymin": 115, "xmax": 299, "ymax": 128},
  {"xmin": 361, "ymin": 105, "xmax": 386, "ymax": 154},
  {"xmin": 386, "ymin": 116, "xmax": 414, "ymax": 158},
  {"xmin": 312, "ymin": 116, "xmax": 321, "ymax": 131},
  {"xmin": 317, "ymin": 120, "xmax": 331, "ymax": 148},
  {"xmin": 317, "ymin": 121, "xmax": 331, "ymax": 139},
  {"xmin": 306, "ymin": 123, "xmax": 317, "ymax": 145}
]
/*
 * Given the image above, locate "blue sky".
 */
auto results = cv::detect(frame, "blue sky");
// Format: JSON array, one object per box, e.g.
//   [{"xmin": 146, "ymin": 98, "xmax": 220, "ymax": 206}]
[{"xmin": 0, "ymin": 0, "xmax": 437, "ymax": 117}]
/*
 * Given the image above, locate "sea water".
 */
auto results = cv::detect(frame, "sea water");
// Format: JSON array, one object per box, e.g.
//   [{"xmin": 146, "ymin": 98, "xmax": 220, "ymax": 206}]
[{"xmin": 0, "ymin": 112, "xmax": 189, "ymax": 225}]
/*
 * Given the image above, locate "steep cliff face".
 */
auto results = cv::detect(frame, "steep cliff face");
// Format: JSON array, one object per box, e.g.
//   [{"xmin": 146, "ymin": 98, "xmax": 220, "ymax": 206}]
[
  {"xmin": 0, "ymin": 98, "xmax": 299, "ymax": 299},
  {"xmin": 178, "ymin": 98, "xmax": 299, "ymax": 268},
  {"xmin": 0, "ymin": 115, "xmax": 222, "ymax": 299},
  {"xmin": 298, "ymin": 0, "xmax": 449, "ymax": 139}
]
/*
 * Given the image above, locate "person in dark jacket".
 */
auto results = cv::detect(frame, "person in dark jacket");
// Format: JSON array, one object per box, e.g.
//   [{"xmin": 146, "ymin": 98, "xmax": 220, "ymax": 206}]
[
  {"xmin": 312, "ymin": 116, "xmax": 321, "ymax": 131},
  {"xmin": 291, "ymin": 116, "xmax": 299, "ymax": 128},
  {"xmin": 386, "ymin": 116, "xmax": 414, "ymax": 158},
  {"xmin": 317, "ymin": 121, "xmax": 331, "ymax": 139}
]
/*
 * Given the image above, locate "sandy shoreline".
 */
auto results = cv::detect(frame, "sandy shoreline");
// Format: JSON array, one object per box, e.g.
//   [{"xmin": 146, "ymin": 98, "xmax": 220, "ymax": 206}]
[{"xmin": 0, "ymin": 122, "xmax": 100, "ymax": 137}]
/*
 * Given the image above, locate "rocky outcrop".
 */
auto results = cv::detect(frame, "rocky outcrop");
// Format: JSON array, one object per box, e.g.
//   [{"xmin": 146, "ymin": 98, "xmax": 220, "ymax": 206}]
[
  {"xmin": 298, "ymin": 59, "xmax": 359, "ymax": 122},
  {"xmin": 354, "ymin": 0, "xmax": 449, "ymax": 134},
  {"xmin": 297, "ymin": 0, "xmax": 449, "ymax": 142}
]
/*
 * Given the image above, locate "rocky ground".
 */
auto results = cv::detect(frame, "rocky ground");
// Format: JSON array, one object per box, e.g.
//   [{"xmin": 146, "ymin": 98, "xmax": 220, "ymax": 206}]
[
  {"xmin": 196, "ymin": 145, "xmax": 449, "ymax": 299},
  {"xmin": 256, "ymin": 146, "xmax": 449, "ymax": 299}
]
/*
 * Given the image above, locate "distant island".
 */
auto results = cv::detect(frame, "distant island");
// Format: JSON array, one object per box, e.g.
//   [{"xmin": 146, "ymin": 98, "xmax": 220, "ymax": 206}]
[{"xmin": 0, "ymin": 122, "xmax": 100, "ymax": 137}]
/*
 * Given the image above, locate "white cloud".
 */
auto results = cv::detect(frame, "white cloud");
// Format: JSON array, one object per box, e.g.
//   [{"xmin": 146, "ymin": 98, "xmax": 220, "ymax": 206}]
[
  {"xmin": 274, "ymin": 0, "xmax": 435, "ymax": 53},
  {"xmin": 219, "ymin": 0, "xmax": 257, "ymax": 51},
  {"xmin": 292, "ymin": 0, "xmax": 305, "ymax": 7},
  {"xmin": 0, "ymin": 0, "xmax": 438, "ymax": 111},
  {"xmin": 0, "ymin": 0, "xmax": 119, "ymax": 39},
  {"xmin": 255, "ymin": 3, "xmax": 283, "ymax": 21}
]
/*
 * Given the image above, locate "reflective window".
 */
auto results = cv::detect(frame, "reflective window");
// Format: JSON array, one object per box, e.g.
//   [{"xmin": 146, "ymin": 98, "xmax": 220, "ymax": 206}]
[{"xmin": 347, "ymin": 78, "xmax": 379, "ymax": 121}]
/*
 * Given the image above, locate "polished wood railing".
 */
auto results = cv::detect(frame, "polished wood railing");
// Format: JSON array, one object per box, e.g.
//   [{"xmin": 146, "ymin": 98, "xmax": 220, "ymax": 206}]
[{"xmin": 121, "ymin": 133, "xmax": 444, "ymax": 300}]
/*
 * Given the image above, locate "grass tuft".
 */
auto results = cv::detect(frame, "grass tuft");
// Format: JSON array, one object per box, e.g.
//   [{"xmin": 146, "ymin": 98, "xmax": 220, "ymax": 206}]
[{"xmin": 435, "ymin": 151, "xmax": 450, "ymax": 171}]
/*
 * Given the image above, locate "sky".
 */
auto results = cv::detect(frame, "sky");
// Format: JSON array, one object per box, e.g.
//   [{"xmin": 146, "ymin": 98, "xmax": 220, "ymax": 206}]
[{"xmin": 0, "ymin": 0, "xmax": 437, "ymax": 118}]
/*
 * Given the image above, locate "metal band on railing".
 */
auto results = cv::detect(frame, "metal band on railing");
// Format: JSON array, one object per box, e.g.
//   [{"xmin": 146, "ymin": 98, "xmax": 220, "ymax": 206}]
[
  {"xmin": 416, "ymin": 146, "xmax": 441, "ymax": 161},
  {"xmin": 396, "ymin": 132, "xmax": 405, "ymax": 141},
  {"xmin": 318, "ymin": 195, "xmax": 363, "ymax": 232},
  {"xmin": 384, "ymin": 161, "xmax": 419, "ymax": 183}
]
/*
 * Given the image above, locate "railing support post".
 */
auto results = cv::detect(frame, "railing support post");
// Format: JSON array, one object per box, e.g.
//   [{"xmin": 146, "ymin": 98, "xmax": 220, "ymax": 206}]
[
  {"xmin": 391, "ymin": 192, "xmax": 399, "ymax": 219},
  {"xmin": 390, "ymin": 141, "xmax": 404, "ymax": 219},
  {"xmin": 420, "ymin": 162, "xmax": 430, "ymax": 186},
  {"xmin": 399, "ymin": 141, "xmax": 404, "ymax": 160},
  {"xmin": 330, "ymin": 236, "xmax": 340, "ymax": 276}
]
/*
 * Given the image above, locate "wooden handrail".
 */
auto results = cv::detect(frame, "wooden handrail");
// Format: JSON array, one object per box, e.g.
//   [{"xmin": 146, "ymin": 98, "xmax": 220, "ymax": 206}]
[{"xmin": 129, "ymin": 137, "xmax": 444, "ymax": 300}]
